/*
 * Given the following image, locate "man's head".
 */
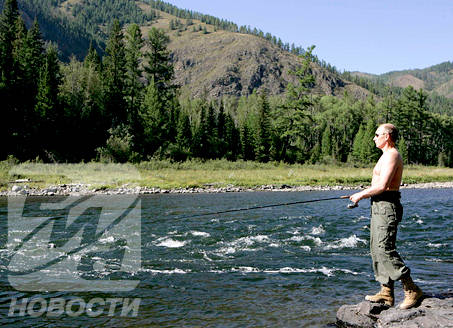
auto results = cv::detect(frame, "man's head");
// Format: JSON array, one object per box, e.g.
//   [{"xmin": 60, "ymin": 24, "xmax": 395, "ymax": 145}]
[{"xmin": 374, "ymin": 123, "xmax": 398, "ymax": 148}]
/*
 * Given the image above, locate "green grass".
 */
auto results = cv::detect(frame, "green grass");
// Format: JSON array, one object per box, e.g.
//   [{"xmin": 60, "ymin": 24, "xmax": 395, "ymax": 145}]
[{"xmin": 1, "ymin": 159, "xmax": 453, "ymax": 191}]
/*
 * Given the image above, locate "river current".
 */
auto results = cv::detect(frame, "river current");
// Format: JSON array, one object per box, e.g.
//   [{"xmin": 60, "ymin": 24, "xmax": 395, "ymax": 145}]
[{"xmin": 0, "ymin": 188, "xmax": 451, "ymax": 327}]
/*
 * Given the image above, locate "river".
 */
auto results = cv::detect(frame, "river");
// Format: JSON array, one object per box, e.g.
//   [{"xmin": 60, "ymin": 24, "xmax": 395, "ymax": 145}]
[{"xmin": 0, "ymin": 188, "xmax": 451, "ymax": 327}]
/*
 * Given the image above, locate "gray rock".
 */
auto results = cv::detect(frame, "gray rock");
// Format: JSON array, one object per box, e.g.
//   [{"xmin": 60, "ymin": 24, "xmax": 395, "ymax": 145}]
[
  {"xmin": 11, "ymin": 185, "xmax": 22, "ymax": 192},
  {"xmin": 46, "ymin": 187, "xmax": 58, "ymax": 193},
  {"xmin": 337, "ymin": 304, "xmax": 375, "ymax": 328},
  {"xmin": 337, "ymin": 293, "xmax": 453, "ymax": 328},
  {"xmin": 378, "ymin": 295, "xmax": 453, "ymax": 328}
]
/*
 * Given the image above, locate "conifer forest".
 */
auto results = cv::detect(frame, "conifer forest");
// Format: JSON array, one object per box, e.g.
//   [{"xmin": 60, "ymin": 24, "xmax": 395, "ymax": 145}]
[{"xmin": 1, "ymin": 0, "xmax": 453, "ymax": 167}]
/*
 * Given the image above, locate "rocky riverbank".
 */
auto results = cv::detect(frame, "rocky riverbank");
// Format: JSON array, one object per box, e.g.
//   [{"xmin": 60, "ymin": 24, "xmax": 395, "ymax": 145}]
[
  {"xmin": 336, "ymin": 291, "xmax": 453, "ymax": 328},
  {"xmin": 2, "ymin": 181, "xmax": 453, "ymax": 197}
]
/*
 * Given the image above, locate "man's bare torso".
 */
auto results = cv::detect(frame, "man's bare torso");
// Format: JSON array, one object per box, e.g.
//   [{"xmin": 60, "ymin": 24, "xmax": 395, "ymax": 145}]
[{"xmin": 372, "ymin": 149, "xmax": 403, "ymax": 191}]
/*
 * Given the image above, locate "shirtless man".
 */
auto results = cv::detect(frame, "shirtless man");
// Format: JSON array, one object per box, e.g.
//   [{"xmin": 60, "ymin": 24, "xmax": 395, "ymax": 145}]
[{"xmin": 349, "ymin": 123, "xmax": 423, "ymax": 309}]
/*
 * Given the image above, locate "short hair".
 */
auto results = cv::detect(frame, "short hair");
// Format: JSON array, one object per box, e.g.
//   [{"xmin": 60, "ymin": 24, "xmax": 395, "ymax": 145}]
[{"xmin": 380, "ymin": 123, "xmax": 399, "ymax": 142}]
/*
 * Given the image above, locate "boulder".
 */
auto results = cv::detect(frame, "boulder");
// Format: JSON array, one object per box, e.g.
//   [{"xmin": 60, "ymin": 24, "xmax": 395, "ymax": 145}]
[
  {"xmin": 11, "ymin": 185, "xmax": 22, "ymax": 192},
  {"xmin": 337, "ymin": 292, "xmax": 453, "ymax": 328}
]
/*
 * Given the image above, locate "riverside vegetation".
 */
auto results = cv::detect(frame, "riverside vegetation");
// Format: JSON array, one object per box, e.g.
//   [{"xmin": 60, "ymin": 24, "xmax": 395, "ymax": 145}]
[
  {"xmin": 3, "ymin": 159, "xmax": 453, "ymax": 192},
  {"xmin": 1, "ymin": 0, "xmax": 453, "ymax": 174}
]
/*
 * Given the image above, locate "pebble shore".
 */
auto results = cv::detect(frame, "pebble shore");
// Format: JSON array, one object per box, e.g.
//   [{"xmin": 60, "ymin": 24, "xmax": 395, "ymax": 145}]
[{"xmin": 3, "ymin": 181, "xmax": 453, "ymax": 196}]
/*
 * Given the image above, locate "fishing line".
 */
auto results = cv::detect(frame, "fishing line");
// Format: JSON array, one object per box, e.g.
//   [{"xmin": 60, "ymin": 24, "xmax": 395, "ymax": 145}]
[{"xmin": 178, "ymin": 195, "xmax": 357, "ymax": 219}]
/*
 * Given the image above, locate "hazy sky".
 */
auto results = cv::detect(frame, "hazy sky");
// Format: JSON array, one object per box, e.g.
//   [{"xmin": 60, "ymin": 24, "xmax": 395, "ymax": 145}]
[{"xmin": 166, "ymin": 0, "xmax": 453, "ymax": 74}]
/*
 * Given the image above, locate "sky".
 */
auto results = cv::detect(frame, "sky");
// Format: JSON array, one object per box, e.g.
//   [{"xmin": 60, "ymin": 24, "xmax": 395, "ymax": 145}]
[{"xmin": 166, "ymin": 0, "xmax": 453, "ymax": 75}]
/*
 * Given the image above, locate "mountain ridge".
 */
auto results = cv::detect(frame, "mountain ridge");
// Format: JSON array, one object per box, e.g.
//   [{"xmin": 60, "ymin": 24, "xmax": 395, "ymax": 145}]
[
  {"xmin": 3, "ymin": 0, "xmax": 452, "ymax": 99},
  {"xmin": 351, "ymin": 60, "xmax": 453, "ymax": 98}
]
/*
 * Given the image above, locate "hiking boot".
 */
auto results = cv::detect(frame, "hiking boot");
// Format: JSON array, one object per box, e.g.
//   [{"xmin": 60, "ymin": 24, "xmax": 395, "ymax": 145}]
[
  {"xmin": 365, "ymin": 281, "xmax": 394, "ymax": 306},
  {"xmin": 400, "ymin": 275, "xmax": 423, "ymax": 309}
]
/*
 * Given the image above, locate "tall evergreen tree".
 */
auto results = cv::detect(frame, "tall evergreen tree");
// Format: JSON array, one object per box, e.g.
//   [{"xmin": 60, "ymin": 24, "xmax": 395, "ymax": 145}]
[
  {"xmin": 0, "ymin": 0, "xmax": 20, "ymax": 158},
  {"xmin": 144, "ymin": 27, "xmax": 174, "ymax": 94},
  {"xmin": 224, "ymin": 112, "xmax": 240, "ymax": 160},
  {"xmin": 140, "ymin": 77, "xmax": 164, "ymax": 156},
  {"xmin": 240, "ymin": 121, "xmax": 255, "ymax": 161},
  {"xmin": 84, "ymin": 41, "xmax": 101, "ymax": 70},
  {"xmin": 34, "ymin": 44, "xmax": 61, "ymax": 159},
  {"xmin": 176, "ymin": 110, "xmax": 192, "ymax": 151},
  {"xmin": 0, "ymin": 0, "xmax": 19, "ymax": 86},
  {"xmin": 192, "ymin": 102, "xmax": 209, "ymax": 159},
  {"xmin": 217, "ymin": 100, "xmax": 226, "ymax": 139},
  {"xmin": 140, "ymin": 27, "xmax": 178, "ymax": 156},
  {"xmin": 392, "ymin": 86, "xmax": 428, "ymax": 164},
  {"xmin": 10, "ymin": 18, "xmax": 45, "ymax": 158},
  {"xmin": 273, "ymin": 45, "xmax": 316, "ymax": 162},
  {"xmin": 25, "ymin": 19, "xmax": 45, "ymax": 89},
  {"xmin": 103, "ymin": 19, "xmax": 127, "ymax": 128},
  {"xmin": 124, "ymin": 23, "xmax": 144, "ymax": 128},
  {"xmin": 255, "ymin": 92, "xmax": 271, "ymax": 162},
  {"xmin": 216, "ymin": 100, "xmax": 228, "ymax": 158}
]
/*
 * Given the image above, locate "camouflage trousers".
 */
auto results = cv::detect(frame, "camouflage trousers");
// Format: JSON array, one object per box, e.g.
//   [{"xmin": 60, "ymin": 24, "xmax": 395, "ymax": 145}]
[{"xmin": 370, "ymin": 191, "xmax": 410, "ymax": 285}]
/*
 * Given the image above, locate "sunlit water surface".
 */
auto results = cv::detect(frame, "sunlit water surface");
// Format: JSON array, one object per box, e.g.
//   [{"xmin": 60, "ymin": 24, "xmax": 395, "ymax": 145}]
[{"xmin": 0, "ymin": 188, "xmax": 451, "ymax": 327}]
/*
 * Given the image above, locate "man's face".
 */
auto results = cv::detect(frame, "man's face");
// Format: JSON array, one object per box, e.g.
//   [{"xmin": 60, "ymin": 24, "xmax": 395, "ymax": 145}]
[{"xmin": 373, "ymin": 128, "xmax": 388, "ymax": 149}]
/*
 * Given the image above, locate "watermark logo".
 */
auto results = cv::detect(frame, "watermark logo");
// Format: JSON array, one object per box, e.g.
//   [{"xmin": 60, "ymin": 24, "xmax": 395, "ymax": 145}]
[
  {"xmin": 6, "ymin": 164, "xmax": 142, "ymax": 293},
  {"xmin": 8, "ymin": 297, "xmax": 141, "ymax": 317}
]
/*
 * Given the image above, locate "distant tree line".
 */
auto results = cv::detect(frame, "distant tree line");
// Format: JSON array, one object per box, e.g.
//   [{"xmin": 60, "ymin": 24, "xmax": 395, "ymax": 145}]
[{"xmin": 1, "ymin": 0, "xmax": 453, "ymax": 166}]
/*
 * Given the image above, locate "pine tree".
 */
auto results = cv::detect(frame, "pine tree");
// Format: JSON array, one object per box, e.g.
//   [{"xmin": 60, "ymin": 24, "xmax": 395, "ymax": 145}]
[
  {"xmin": 0, "ymin": 0, "xmax": 19, "ymax": 86},
  {"xmin": 192, "ymin": 103, "xmax": 209, "ymax": 159},
  {"xmin": 392, "ymin": 86, "xmax": 428, "ymax": 164},
  {"xmin": 224, "ymin": 112, "xmax": 240, "ymax": 160},
  {"xmin": 84, "ymin": 41, "xmax": 101, "ymax": 70},
  {"xmin": 141, "ymin": 27, "xmax": 177, "ymax": 155},
  {"xmin": 140, "ymin": 77, "xmax": 164, "ymax": 156},
  {"xmin": 274, "ymin": 45, "xmax": 316, "ymax": 162},
  {"xmin": 144, "ymin": 27, "xmax": 174, "ymax": 94},
  {"xmin": 10, "ymin": 18, "xmax": 45, "ymax": 159},
  {"xmin": 217, "ymin": 100, "xmax": 226, "ymax": 140},
  {"xmin": 124, "ymin": 23, "xmax": 144, "ymax": 129},
  {"xmin": 103, "ymin": 19, "xmax": 127, "ymax": 128},
  {"xmin": 240, "ymin": 121, "xmax": 255, "ymax": 161},
  {"xmin": 176, "ymin": 111, "xmax": 192, "ymax": 151},
  {"xmin": 26, "ymin": 19, "xmax": 45, "ymax": 88},
  {"xmin": 255, "ymin": 92, "xmax": 271, "ymax": 162},
  {"xmin": 0, "ymin": 0, "xmax": 20, "ymax": 158},
  {"xmin": 34, "ymin": 44, "xmax": 62, "ymax": 159}
]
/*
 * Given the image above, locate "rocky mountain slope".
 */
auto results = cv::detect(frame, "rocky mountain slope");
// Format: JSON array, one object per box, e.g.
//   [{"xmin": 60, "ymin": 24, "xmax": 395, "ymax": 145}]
[
  {"xmin": 137, "ymin": 3, "xmax": 369, "ymax": 98},
  {"xmin": 5, "ymin": 0, "xmax": 369, "ymax": 99}
]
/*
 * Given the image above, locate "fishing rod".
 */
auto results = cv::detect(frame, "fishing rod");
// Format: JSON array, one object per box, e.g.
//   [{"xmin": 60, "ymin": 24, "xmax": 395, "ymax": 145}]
[{"xmin": 179, "ymin": 195, "xmax": 358, "ymax": 219}]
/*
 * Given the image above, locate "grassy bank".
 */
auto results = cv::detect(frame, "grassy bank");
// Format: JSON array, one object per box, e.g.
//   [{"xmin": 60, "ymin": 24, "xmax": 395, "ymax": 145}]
[{"xmin": 1, "ymin": 159, "xmax": 453, "ymax": 191}]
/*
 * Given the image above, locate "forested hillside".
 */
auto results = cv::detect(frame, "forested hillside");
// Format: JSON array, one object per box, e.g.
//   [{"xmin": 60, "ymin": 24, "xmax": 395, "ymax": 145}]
[
  {"xmin": 0, "ymin": 0, "xmax": 156, "ymax": 59},
  {"xmin": 345, "ymin": 62, "xmax": 453, "ymax": 115},
  {"xmin": 1, "ymin": 0, "xmax": 453, "ymax": 168}
]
